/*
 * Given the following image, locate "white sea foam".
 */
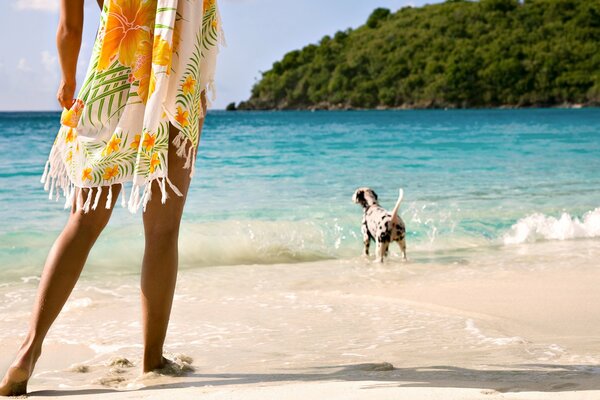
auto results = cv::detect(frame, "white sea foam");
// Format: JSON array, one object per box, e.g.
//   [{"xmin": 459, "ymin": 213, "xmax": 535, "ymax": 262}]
[
  {"xmin": 503, "ymin": 208, "xmax": 600, "ymax": 245},
  {"xmin": 465, "ymin": 319, "xmax": 526, "ymax": 346},
  {"xmin": 63, "ymin": 297, "xmax": 93, "ymax": 312}
]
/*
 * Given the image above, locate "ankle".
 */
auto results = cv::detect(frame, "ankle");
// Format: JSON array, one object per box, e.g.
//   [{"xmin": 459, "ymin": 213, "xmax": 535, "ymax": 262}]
[
  {"xmin": 12, "ymin": 341, "xmax": 42, "ymax": 373},
  {"xmin": 143, "ymin": 352, "xmax": 166, "ymax": 372}
]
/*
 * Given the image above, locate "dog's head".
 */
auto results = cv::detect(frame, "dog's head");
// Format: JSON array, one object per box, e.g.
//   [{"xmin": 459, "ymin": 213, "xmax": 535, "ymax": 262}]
[{"xmin": 352, "ymin": 187, "xmax": 378, "ymax": 208}]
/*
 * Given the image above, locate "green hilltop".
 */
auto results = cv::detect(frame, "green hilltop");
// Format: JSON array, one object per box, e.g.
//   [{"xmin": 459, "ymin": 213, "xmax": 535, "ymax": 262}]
[{"xmin": 234, "ymin": 0, "xmax": 600, "ymax": 110}]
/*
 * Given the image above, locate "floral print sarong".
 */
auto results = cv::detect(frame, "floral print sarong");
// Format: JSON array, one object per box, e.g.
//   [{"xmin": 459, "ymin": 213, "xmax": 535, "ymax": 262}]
[{"xmin": 41, "ymin": 0, "xmax": 224, "ymax": 213}]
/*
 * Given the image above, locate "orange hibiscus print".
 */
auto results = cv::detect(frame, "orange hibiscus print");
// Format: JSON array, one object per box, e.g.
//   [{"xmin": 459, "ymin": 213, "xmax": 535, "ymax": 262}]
[
  {"xmin": 65, "ymin": 128, "xmax": 77, "ymax": 143},
  {"xmin": 142, "ymin": 132, "xmax": 156, "ymax": 151},
  {"xmin": 182, "ymin": 75, "xmax": 196, "ymax": 96},
  {"xmin": 81, "ymin": 167, "xmax": 93, "ymax": 181},
  {"xmin": 102, "ymin": 133, "xmax": 121, "ymax": 156},
  {"xmin": 153, "ymin": 35, "xmax": 172, "ymax": 72},
  {"xmin": 149, "ymin": 152, "xmax": 160, "ymax": 173},
  {"xmin": 130, "ymin": 133, "xmax": 141, "ymax": 149},
  {"xmin": 175, "ymin": 106, "xmax": 189, "ymax": 127},
  {"xmin": 203, "ymin": 0, "xmax": 215, "ymax": 11},
  {"xmin": 103, "ymin": 165, "xmax": 119, "ymax": 180},
  {"xmin": 98, "ymin": 0, "xmax": 156, "ymax": 70},
  {"xmin": 132, "ymin": 39, "xmax": 152, "ymax": 103}
]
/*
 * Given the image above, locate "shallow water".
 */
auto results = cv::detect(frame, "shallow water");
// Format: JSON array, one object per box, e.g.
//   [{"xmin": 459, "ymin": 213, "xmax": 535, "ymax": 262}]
[{"xmin": 0, "ymin": 109, "xmax": 598, "ymax": 280}]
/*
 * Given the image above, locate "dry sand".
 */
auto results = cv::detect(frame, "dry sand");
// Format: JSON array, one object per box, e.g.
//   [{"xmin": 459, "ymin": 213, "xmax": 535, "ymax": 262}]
[{"xmin": 1, "ymin": 240, "xmax": 599, "ymax": 399}]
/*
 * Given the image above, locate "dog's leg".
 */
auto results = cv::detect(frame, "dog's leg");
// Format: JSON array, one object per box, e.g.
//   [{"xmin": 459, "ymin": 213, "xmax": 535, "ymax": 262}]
[
  {"xmin": 361, "ymin": 223, "xmax": 370, "ymax": 256},
  {"xmin": 375, "ymin": 240, "xmax": 384, "ymax": 263},
  {"xmin": 381, "ymin": 241, "xmax": 390, "ymax": 261},
  {"xmin": 399, "ymin": 240, "xmax": 407, "ymax": 261}
]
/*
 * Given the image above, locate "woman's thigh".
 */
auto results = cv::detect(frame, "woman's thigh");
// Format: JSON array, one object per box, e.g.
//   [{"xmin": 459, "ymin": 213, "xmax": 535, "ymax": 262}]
[{"xmin": 143, "ymin": 91, "xmax": 208, "ymax": 229}]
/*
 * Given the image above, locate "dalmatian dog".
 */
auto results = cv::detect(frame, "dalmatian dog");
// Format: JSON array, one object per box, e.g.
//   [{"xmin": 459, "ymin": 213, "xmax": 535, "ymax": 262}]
[{"xmin": 352, "ymin": 187, "xmax": 406, "ymax": 262}]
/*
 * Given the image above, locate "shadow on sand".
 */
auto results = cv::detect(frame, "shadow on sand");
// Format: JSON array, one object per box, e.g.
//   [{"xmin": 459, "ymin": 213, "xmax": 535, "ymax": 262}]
[{"xmin": 29, "ymin": 362, "xmax": 600, "ymax": 397}]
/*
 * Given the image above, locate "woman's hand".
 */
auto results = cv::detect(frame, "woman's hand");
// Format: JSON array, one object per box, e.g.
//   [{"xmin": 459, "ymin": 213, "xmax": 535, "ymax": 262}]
[{"xmin": 57, "ymin": 79, "xmax": 77, "ymax": 109}]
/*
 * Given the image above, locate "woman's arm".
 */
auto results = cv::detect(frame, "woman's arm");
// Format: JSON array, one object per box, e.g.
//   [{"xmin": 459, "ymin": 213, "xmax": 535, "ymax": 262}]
[{"xmin": 56, "ymin": 0, "xmax": 84, "ymax": 109}]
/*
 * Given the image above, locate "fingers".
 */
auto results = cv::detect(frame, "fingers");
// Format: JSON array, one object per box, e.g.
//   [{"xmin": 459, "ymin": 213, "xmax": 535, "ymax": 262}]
[
  {"xmin": 57, "ymin": 79, "xmax": 76, "ymax": 109},
  {"xmin": 58, "ymin": 96, "xmax": 75, "ymax": 110}
]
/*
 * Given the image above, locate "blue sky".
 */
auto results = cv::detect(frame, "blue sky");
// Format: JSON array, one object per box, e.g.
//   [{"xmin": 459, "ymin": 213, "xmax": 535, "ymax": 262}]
[{"xmin": 0, "ymin": 0, "xmax": 442, "ymax": 110}]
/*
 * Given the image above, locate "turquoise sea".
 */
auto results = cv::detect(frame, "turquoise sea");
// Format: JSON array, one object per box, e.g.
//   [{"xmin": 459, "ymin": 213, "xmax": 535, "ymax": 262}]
[{"xmin": 0, "ymin": 109, "xmax": 599, "ymax": 281}]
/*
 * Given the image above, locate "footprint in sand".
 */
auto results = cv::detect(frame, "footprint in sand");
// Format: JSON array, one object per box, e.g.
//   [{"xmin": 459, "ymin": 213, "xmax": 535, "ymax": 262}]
[
  {"xmin": 68, "ymin": 364, "xmax": 90, "ymax": 373},
  {"xmin": 97, "ymin": 375, "xmax": 127, "ymax": 387},
  {"xmin": 109, "ymin": 357, "xmax": 134, "ymax": 368}
]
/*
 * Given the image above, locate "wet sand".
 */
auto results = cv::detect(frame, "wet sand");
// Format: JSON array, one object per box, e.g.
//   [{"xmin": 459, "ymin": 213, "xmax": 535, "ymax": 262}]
[{"xmin": 1, "ymin": 240, "xmax": 599, "ymax": 399}]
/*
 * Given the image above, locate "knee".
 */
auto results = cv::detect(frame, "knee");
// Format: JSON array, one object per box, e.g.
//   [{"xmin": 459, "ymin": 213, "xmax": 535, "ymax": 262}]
[
  {"xmin": 69, "ymin": 209, "xmax": 111, "ymax": 239},
  {"xmin": 144, "ymin": 220, "xmax": 181, "ymax": 244}
]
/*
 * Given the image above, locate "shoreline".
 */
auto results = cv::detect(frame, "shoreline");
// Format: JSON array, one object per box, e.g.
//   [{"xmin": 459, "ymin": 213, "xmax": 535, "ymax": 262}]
[
  {"xmin": 1, "ymin": 240, "xmax": 599, "ymax": 399},
  {"xmin": 230, "ymin": 102, "xmax": 598, "ymax": 112},
  {"xmin": 2, "ymin": 104, "xmax": 599, "ymax": 114}
]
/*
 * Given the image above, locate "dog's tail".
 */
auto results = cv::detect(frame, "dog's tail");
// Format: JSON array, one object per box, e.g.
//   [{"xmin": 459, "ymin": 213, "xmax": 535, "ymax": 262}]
[{"xmin": 391, "ymin": 188, "xmax": 404, "ymax": 223}]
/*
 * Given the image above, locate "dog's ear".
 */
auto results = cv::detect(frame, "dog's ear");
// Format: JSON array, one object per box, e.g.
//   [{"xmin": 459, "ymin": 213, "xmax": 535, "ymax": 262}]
[
  {"xmin": 353, "ymin": 189, "xmax": 365, "ymax": 204},
  {"xmin": 370, "ymin": 190, "xmax": 378, "ymax": 201}
]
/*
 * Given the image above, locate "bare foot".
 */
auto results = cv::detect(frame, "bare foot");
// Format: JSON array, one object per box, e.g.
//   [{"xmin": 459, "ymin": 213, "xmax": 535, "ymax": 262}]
[
  {"xmin": 143, "ymin": 355, "xmax": 170, "ymax": 373},
  {"xmin": 144, "ymin": 355, "xmax": 194, "ymax": 376},
  {"xmin": 0, "ymin": 366, "xmax": 29, "ymax": 396}
]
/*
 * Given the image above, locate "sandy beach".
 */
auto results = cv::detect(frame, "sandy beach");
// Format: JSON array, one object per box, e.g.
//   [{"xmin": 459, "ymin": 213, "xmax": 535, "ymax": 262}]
[{"xmin": 1, "ymin": 239, "xmax": 599, "ymax": 399}]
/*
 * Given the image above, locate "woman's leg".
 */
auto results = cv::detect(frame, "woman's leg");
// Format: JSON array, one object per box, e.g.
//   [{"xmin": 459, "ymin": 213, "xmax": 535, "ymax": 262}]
[
  {"xmin": 0, "ymin": 185, "xmax": 121, "ymax": 396},
  {"xmin": 141, "ymin": 95, "xmax": 207, "ymax": 372}
]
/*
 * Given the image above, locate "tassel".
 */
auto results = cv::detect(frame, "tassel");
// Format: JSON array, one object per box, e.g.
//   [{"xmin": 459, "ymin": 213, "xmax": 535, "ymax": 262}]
[
  {"xmin": 183, "ymin": 145, "xmax": 194, "ymax": 169},
  {"xmin": 54, "ymin": 180, "xmax": 61, "ymax": 201},
  {"xmin": 82, "ymin": 188, "xmax": 93, "ymax": 213},
  {"xmin": 160, "ymin": 177, "xmax": 168, "ymax": 204},
  {"xmin": 209, "ymin": 81, "xmax": 217, "ymax": 102},
  {"xmin": 76, "ymin": 188, "xmax": 84, "ymax": 212},
  {"xmin": 48, "ymin": 177, "xmax": 55, "ymax": 200},
  {"xmin": 61, "ymin": 182, "xmax": 69, "ymax": 198},
  {"xmin": 64, "ymin": 184, "xmax": 75, "ymax": 209},
  {"xmin": 105, "ymin": 185, "xmax": 113, "ymax": 209},
  {"xmin": 128, "ymin": 185, "xmax": 141, "ymax": 213},
  {"xmin": 63, "ymin": 186, "xmax": 71, "ymax": 209},
  {"xmin": 120, "ymin": 183, "xmax": 127, "ymax": 208},
  {"xmin": 142, "ymin": 182, "xmax": 153, "ymax": 212},
  {"xmin": 40, "ymin": 160, "xmax": 50, "ymax": 184},
  {"xmin": 166, "ymin": 177, "xmax": 183, "ymax": 197},
  {"xmin": 176, "ymin": 139, "xmax": 187, "ymax": 158},
  {"xmin": 172, "ymin": 131, "xmax": 184, "ymax": 149},
  {"xmin": 189, "ymin": 160, "xmax": 196, "ymax": 178},
  {"xmin": 92, "ymin": 187, "xmax": 103, "ymax": 210}
]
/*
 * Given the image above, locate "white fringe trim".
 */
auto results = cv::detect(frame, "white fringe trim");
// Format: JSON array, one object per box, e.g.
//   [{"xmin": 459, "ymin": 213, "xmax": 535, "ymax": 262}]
[
  {"xmin": 105, "ymin": 185, "xmax": 113, "ymax": 209},
  {"xmin": 92, "ymin": 187, "xmax": 102, "ymax": 210},
  {"xmin": 39, "ymin": 16, "xmax": 226, "ymax": 215},
  {"xmin": 41, "ymin": 145, "xmax": 185, "ymax": 215},
  {"xmin": 125, "ymin": 175, "xmax": 185, "ymax": 214},
  {"xmin": 172, "ymin": 131, "xmax": 199, "ymax": 179}
]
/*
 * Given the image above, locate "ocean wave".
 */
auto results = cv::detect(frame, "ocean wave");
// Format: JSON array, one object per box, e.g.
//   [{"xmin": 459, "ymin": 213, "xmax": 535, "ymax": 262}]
[{"xmin": 503, "ymin": 208, "xmax": 600, "ymax": 245}]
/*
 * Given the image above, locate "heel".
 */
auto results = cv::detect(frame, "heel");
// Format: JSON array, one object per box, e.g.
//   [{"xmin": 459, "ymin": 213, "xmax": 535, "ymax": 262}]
[{"xmin": 0, "ymin": 366, "xmax": 29, "ymax": 396}]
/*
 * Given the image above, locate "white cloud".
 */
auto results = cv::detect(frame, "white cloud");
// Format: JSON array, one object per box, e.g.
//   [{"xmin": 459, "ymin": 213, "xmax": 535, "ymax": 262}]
[
  {"xmin": 13, "ymin": 0, "xmax": 59, "ymax": 12},
  {"xmin": 41, "ymin": 50, "xmax": 57, "ymax": 73},
  {"xmin": 16, "ymin": 58, "xmax": 32, "ymax": 72}
]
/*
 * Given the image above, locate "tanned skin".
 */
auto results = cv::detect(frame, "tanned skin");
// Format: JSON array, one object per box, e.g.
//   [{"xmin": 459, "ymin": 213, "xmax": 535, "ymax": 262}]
[{"xmin": 0, "ymin": 0, "xmax": 206, "ymax": 395}]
